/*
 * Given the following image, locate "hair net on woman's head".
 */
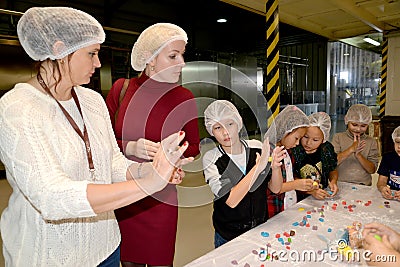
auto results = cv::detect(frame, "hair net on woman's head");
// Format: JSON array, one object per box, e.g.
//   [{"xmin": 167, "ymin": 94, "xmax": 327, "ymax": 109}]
[
  {"xmin": 131, "ymin": 23, "xmax": 187, "ymax": 71},
  {"xmin": 204, "ymin": 100, "xmax": 243, "ymax": 136},
  {"xmin": 392, "ymin": 126, "xmax": 400, "ymax": 142},
  {"xmin": 264, "ymin": 105, "xmax": 309, "ymax": 145},
  {"xmin": 308, "ymin": 112, "xmax": 331, "ymax": 142},
  {"xmin": 344, "ymin": 104, "xmax": 372, "ymax": 125},
  {"xmin": 17, "ymin": 7, "xmax": 105, "ymax": 61}
]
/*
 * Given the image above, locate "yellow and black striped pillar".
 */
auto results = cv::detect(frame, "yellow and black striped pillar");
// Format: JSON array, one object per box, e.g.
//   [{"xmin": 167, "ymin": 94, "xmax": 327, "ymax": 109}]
[
  {"xmin": 264, "ymin": 0, "xmax": 280, "ymax": 126},
  {"xmin": 379, "ymin": 37, "xmax": 388, "ymax": 118}
]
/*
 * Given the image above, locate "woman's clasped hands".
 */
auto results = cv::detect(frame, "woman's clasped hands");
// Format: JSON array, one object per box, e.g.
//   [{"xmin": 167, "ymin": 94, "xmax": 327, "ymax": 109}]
[{"xmin": 154, "ymin": 131, "xmax": 194, "ymax": 185}]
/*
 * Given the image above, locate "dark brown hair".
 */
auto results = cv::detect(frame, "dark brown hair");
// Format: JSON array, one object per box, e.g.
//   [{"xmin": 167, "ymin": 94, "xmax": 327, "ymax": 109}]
[{"xmin": 34, "ymin": 54, "xmax": 73, "ymax": 93}]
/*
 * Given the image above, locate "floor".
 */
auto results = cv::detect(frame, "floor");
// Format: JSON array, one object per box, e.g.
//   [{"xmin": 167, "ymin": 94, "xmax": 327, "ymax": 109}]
[{"xmin": 0, "ymin": 116, "xmax": 381, "ymax": 267}]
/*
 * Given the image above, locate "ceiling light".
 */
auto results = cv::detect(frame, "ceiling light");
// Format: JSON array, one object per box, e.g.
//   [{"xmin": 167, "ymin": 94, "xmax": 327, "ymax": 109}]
[
  {"xmin": 363, "ymin": 37, "xmax": 380, "ymax": 46},
  {"xmin": 217, "ymin": 18, "xmax": 227, "ymax": 23}
]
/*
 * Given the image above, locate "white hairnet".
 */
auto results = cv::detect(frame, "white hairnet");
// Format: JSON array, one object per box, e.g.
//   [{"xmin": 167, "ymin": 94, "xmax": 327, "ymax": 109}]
[
  {"xmin": 264, "ymin": 105, "xmax": 309, "ymax": 145},
  {"xmin": 204, "ymin": 100, "xmax": 243, "ymax": 136},
  {"xmin": 308, "ymin": 112, "xmax": 331, "ymax": 143},
  {"xmin": 392, "ymin": 126, "xmax": 400, "ymax": 142},
  {"xmin": 344, "ymin": 104, "xmax": 372, "ymax": 125},
  {"xmin": 131, "ymin": 23, "xmax": 188, "ymax": 71},
  {"xmin": 17, "ymin": 7, "xmax": 105, "ymax": 61}
]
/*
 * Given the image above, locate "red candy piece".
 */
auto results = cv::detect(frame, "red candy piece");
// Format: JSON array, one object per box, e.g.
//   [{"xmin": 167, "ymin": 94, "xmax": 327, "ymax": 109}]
[
  {"xmin": 306, "ymin": 223, "xmax": 310, "ymax": 227},
  {"xmin": 286, "ymin": 246, "xmax": 291, "ymax": 250},
  {"xmin": 283, "ymin": 232, "xmax": 290, "ymax": 237},
  {"xmin": 275, "ymin": 233, "xmax": 280, "ymax": 238}
]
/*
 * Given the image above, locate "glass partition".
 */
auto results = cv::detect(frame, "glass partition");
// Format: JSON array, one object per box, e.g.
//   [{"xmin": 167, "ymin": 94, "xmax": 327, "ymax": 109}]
[{"xmin": 329, "ymin": 42, "xmax": 381, "ymax": 117}]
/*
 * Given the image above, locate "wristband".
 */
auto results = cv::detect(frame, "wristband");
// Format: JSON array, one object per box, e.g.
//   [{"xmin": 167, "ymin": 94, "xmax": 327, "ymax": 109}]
[{"xmin": 137, "ymin": 163, "xmax": 143, "ymax": 178}]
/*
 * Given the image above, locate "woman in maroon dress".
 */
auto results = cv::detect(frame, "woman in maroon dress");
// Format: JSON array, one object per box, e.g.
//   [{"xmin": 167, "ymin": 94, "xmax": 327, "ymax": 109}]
[{"xmin": 106, "ymin": 23, "xmax": 200, "ymax": 267}]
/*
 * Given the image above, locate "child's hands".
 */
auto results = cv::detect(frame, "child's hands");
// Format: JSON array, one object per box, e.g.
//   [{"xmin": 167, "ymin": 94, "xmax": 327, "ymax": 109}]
[
  {"xmin": 379, "ymin": 186, "xmax": 400, "ymax": 200},
  {"xmin": 394, "ymin": 190, "xmax": 400, "ymax": 201},
  {"xmin": 355, "ymin": 139, "xmax": 366, "ymax": 155},
  {"xmin": 254, "ymin": 137, "xmax": 272, "ymax": 177},
  {"xmin": 294, "ymin": 178, "xmax": 315, "ymax": 191},
  {"xmin": 328, "ymin": 180, "xmax": 339, "ymax": 197},
  {"xmin": 351, "ymin": 134, "xmax": 366, "ymax": 155},
  {"xmin": 310, "ymin": 188, "xmax": 330, "ymax": 200},
  {"xmin": 271, "ymin": 145, "xmax": 286, "ymax": 170},
  {"xmin": 380, "ymin": 185, "xmax": 394, "ymax": 200}
]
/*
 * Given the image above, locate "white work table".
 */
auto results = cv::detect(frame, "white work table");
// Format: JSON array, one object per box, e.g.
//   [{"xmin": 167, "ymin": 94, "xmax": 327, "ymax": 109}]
[{"xmin": 184, "ymin": 182, "xmax": 400, "ymax": 267}]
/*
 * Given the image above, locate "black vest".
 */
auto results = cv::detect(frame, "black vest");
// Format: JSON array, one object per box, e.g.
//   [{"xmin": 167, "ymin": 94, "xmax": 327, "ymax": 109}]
[{"xmin": 213, "ymin": 142, "xmax": 270, "ymax": 241}]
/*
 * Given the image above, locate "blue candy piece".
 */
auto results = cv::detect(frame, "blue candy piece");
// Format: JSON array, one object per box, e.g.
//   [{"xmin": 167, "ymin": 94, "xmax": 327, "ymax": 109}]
[
  {"xmin": 306, "ymin": 215, "xmax": 311, "ymax": 218},
  {"xmin": 327, "ymin": 190, "xmax": 333, "ymax": 195},
  {"xmin": 319, "ymin": 218, "xmax": 325, "ymax": 222},
  {"xmin": 328, "ymin": 228, "xmax": 332, "ymax": 232},
  {"xmin": 261, "ymin": 231, "xmax": 270, "ymax": 237},
  {"xmin": 292, "ymin": 222, "xmax": 299, "ymax": 226}
]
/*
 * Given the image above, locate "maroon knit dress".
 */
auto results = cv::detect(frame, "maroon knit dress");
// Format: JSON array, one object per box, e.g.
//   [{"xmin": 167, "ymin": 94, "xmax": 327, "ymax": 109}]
[{"xmin": 106, "ymin": 73, "xmax": 200, "ymax": 264}]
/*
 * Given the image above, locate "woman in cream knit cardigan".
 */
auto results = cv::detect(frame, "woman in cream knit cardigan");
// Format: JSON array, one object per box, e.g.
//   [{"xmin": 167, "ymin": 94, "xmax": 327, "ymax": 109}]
[{"xmin": 0, "ymin": 6, "xmax": 193, "ymax": 267}]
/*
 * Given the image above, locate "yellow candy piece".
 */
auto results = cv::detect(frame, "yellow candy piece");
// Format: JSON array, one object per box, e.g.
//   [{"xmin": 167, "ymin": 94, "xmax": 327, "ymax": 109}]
[
  {"xmin": 298, "ymin": 208, "xmax": 305, "ymax": 211},
  {"xmin": 338, "ymin": 245, "xmax": 354, "ymax": 260},
  {"xmin": 268, "ymin": 156, "xmax": 273, "ymax": 162},
  {"xmin": 313, "ymin": 181, "xmax": 319, "ymax": 187}
]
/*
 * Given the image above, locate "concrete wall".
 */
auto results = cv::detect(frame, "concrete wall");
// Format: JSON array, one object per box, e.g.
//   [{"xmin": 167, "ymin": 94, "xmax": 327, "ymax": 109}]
[{"xmin": 386, "ymin": 35, "xmax": 400, "ymax": 116}]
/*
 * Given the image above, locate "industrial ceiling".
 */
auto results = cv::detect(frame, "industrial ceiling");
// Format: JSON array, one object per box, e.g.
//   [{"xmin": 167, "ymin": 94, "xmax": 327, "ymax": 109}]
[
  {"xmin": 2, "ymin": 0, "xmax": 400, "ymax": 54},
  {"xmin": 222, "ymin": 0, "xmax": 400, "ymax": 52}
]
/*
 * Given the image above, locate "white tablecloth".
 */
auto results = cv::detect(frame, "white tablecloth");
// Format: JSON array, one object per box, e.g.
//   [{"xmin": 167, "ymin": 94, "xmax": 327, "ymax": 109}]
[{"xmin": 184, "ymin": 182, "xmax": 400, "ymax": 266}]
